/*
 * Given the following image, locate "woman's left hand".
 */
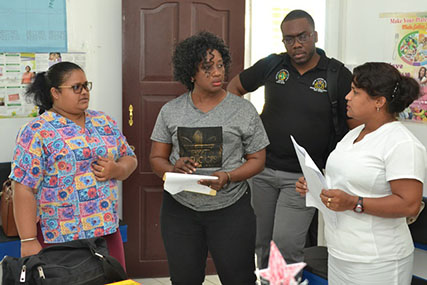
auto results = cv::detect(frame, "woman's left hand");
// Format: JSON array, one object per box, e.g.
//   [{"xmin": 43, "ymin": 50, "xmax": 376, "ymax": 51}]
[
  {"xmin": 198, "ymin": 171, "xmax": 229, "ymax": 191},
  {"xmin": 320, "ymin": 189, "xmax": 357, "ymax": 212},
  {"xmin": 91, "ymin": 156, "xmax": 117, "ymax": 181}
]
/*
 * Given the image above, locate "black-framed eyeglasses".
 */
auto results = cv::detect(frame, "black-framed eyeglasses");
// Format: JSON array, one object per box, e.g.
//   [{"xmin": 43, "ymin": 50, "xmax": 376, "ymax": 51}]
[
  {"xmin": 282, "ymin": 32, "xmax": 314, "ymax": 46},
  {"xmin": 58, "ymin": 81, "xmax": 92, "ymax": 94}
]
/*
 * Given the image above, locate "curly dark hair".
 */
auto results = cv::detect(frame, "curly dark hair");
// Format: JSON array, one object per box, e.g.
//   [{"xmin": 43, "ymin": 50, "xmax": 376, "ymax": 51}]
[
  {"xmin": 353, "ymin": 62, "xmax": 420, "ymax": 114},
  {"xmin": 172, "ymin": 31, "xmax": 231, "ymax": 91}
]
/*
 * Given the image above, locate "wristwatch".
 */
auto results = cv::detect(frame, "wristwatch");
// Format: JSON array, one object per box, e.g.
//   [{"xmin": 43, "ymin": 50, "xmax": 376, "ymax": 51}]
[{"xmin": 353, "ymin": 196, "xmax": 364, "ymax": 213}]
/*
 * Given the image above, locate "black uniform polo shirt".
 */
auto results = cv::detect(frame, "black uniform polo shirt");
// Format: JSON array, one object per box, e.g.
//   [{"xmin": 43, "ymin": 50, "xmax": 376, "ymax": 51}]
[{"xmin": 240, "ymin": 52, "xmax": 351, "ymax": 172}]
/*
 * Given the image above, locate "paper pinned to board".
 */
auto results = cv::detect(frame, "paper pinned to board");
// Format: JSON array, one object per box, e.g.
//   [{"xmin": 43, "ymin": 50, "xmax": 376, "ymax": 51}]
[
  {"xmin": 291, "ymin": 136, "xmax": 337, "ymax": 227},
  {"xmin": 163, "ymin": 172, "xmax": 218, "ymax": 196}
]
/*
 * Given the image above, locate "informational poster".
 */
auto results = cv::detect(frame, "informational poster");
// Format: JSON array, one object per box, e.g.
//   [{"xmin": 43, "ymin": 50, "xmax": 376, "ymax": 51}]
[
  {"xmin": 380, "ymin": 12, "xmax": 427, "ymax": 121},
  {"xmin": 0, "ymin": 52, "xmax": 86, "ymax": 119},
  {"xmin": 0, "ymin": 0, "xmax": 67, "ymax": 52}
]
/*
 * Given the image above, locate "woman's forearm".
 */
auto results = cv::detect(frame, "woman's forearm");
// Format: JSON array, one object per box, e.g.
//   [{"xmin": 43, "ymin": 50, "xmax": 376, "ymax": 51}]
[
  {"xmin": 114, "ymin": 156, "xmax": 138, "ymax": 180},
  {"xmin": 227, "ymin": 149, "xmax": 266, "ymax": 183},
  {"xmin": 363, "ymin": 194, "xmax": 422, "ymax": 218},
  {"xmin": 12, "ymin": 181, "xmax": 38, "ymax": 239},
  {"xmin": 150, "ymin": 157, "xmax": 174, "ymax": 178},
  {"xmin": 149, "ymin": 142, "xmax": 174, "ymax": 178},
  {"xmin": 324, "ymin": 179, "xmax": 422, "ymax": 217},
  {"xmin": 363, "ymin": 179, "xmax": 422, "ymax": 218}
]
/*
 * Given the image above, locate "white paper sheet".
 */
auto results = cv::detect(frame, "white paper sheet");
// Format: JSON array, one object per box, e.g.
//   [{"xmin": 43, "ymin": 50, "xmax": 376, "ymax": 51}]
[
  {"xmin": 291, "ymin": 136, "xmax": 337, "ymax": 228},
  {"xmin": 163, "ymin": 172, "xmax": 218, "ymax": 196}
]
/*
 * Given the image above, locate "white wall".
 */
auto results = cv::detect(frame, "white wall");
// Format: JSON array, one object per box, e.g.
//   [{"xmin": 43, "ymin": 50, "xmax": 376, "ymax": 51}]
[
  {"xmin": 67, "ymin": 0, "xmax": 124, "ymax": 216},
  {"xmin": 66, "ymin": 0, "xmax": 122, "ymax": 129}
]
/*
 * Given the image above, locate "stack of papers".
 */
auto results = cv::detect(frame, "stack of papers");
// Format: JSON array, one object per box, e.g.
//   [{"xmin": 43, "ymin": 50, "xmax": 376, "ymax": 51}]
[{"xmin": 163, "ymin": 172, "xmax": 218, "ymax": 196}]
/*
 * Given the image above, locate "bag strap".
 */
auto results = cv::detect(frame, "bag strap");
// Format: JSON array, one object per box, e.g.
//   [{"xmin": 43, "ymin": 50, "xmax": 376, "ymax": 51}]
[
  {"xmin": 326, "ymin": 57, "xmax": 344, "ymax": 136},
  {"xmin": 264, "ymin": 53, "xmax": 285, "ymax": 80},
  {"xmin": 1, "ymin": 178, "xmax": 12, "ymax": 198},
  {"xmin": 99, "ymin": 254, "xmax": 128, "ymax": 282},
  {"xmin": 35, "ymin": 237, "xmax": 103, "ymax": 254},
  {"xmin": 89, "ymin": 238, "xmax": 127, "ymax": 281}
]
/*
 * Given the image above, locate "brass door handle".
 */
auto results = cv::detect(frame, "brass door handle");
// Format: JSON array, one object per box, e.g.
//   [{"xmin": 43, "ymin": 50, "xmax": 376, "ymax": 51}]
[{"xmin": 128, "ymin": 104, "xmax": 133, "ymax": 126}]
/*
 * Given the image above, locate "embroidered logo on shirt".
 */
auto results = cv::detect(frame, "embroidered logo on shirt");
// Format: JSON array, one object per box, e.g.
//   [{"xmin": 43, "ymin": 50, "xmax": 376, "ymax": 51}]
[
  {"xmin": 275, "ymin": 69, "xmax": 290, "ymax": 84},
  {"xmin": 310, "ymin": 78, "xmax": 328, "ymax": 93}
]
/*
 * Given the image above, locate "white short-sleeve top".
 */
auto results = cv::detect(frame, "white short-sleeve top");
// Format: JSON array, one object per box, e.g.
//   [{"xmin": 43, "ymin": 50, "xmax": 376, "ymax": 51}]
[{"xmin": 325, "ymin": 121, "xmax": 426, "ymax": 262}]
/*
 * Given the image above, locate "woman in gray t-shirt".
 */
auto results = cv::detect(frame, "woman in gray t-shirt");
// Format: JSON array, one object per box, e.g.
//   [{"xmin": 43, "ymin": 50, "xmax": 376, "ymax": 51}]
[{"xmin": 150, "ymin": 32, "xmax": 269, "ymax": 284}]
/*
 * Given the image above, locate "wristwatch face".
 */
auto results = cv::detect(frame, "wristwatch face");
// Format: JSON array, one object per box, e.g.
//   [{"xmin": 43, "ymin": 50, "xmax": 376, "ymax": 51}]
[
  {"xmin": 353, "ymin": 197, "xmax": 364, "ymax": 213},
  {"xmin": 354, "ymin": 204, "xmax": 363, "ymax": 213}
]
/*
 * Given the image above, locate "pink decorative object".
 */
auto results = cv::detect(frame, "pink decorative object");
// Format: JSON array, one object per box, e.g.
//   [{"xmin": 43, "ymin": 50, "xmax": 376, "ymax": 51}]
[{"xmin": 258, "ymin": 241, "xmax": 306, "ymax": 285}]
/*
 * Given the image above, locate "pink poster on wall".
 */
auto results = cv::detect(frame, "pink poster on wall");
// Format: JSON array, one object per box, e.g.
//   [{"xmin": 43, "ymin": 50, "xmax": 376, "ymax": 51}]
[{"xmin": 381, "ymin": 12, "xmax": 427, "ymax": 121}]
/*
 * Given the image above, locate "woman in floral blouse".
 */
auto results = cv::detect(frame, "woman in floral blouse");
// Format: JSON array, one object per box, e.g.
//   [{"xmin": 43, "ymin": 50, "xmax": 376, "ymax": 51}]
[{"xmin": 10, "ymin": 62, "xmax": 137, "ymax": 269}]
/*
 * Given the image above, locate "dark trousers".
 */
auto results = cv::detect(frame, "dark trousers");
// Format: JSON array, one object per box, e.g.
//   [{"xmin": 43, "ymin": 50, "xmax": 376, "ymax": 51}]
[{"xmin": 161, "ymin": 191, "xmax": 256, "ymax": 285}]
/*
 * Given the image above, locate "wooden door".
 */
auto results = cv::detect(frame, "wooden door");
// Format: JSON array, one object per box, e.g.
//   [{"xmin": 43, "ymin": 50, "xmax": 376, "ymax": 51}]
[{"xmin": 122, "ymin": 0, "xmax": 245, "ymax": 277}]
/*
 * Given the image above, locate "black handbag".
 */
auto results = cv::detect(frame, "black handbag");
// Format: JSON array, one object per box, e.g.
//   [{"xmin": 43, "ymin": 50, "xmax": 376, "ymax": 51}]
[{"xmin": 1, "ymin": 237, "xmax": 127, "ymax": 285}]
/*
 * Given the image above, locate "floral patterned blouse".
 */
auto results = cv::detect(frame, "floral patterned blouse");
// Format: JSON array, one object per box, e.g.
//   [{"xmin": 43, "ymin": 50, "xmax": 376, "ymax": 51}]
[{"xmin": 10, "ymin": 110, "xmax": 135, "ymax": 243}]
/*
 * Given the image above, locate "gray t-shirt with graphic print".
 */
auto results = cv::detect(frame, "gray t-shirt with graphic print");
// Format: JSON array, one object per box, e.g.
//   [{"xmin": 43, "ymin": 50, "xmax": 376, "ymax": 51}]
[{"xmin": 151, "ymin": 92, "xmax": 269, "ymax": 211}]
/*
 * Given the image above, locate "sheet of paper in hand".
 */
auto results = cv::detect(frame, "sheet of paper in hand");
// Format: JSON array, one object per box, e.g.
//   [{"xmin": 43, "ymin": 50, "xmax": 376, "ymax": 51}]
[
  {"xmin": 290, "ymin": 135, "xmax": 337, "ymax": 228},
  {"xmin": 163, "ymin": 172, "xmax": 218, "ymax": 196}
]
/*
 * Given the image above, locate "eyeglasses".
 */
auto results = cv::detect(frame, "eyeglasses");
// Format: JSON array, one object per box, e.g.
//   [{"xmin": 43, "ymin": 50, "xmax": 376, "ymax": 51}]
[
  {"xmin": 282, "ymin": 32, "xmax": 314, "ymax": 46},
  {"xmin": 58, "ymin": 81, "xmax": 92, "ymax": 94}
]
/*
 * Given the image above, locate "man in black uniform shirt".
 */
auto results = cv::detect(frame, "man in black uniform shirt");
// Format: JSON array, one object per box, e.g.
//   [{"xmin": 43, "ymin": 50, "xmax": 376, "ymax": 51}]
[{"xmin": 227, "ymin": 10, "xmax": 358, "ymax": 269}]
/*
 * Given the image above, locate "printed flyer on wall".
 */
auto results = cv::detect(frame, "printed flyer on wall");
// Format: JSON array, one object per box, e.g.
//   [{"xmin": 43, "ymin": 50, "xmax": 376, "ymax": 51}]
[
  {"xmin": 0, "ymin": 52, "xmax": 86, "ymax": 119},
  {"xmin": 381, "ymin": 12, "xmax": 427, "ymax": 122}
]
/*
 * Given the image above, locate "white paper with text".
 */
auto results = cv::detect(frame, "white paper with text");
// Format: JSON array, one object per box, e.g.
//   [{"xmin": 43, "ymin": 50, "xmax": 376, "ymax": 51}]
[{"xmin": 291, "ymin": 136, "xmax": 337, "ymax": 227}]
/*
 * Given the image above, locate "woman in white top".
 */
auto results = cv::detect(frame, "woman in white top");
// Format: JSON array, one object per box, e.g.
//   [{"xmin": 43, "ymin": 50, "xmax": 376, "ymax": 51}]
[{"xmin": 296, "ymin": 62, "xmax": 426, "ymax": 285}]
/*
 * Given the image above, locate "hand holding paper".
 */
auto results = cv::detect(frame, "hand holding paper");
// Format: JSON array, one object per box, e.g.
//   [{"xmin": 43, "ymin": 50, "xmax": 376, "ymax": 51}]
[
  {"xmin": 291, "ymin": 136, "xmax": 337, "ymax": 227},
  {"xmin": 163, "ymin": 172, "xmax": 218, "ymax": 196}
]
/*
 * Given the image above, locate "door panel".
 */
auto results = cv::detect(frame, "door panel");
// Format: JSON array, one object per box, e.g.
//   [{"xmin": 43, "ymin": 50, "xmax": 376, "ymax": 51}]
[
  {"xmin": 140, "ymin": 3, "xmax": 178, "ymax": 82},
  {"xmin": 122, "ymin": 0, "xmax": 245, "ymax": 277},
  {"xmin": 192, "ymin": 3, "xmax": 229, "ymax": 41}
]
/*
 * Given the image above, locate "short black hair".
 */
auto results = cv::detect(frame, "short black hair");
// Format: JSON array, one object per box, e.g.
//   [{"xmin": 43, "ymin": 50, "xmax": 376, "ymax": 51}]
[
  {"xmin": 172, "ymin": 31, "xmax": 231, "ymax": 91},
  {"xmin": 26, "ymin": 62, "xmax": 83, "ymax": 114},
  {"xmin": 281, "ymin": 9, "xmax": 315, "ymax": 30},
  {"xmin": 353, "ymin": 62, "xmax": 420, "ymax": 114}
]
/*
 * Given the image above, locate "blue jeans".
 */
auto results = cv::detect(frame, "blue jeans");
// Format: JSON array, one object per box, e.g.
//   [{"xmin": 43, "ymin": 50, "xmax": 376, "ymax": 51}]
[
  {"xmin": 251, "ymin": 167, "xmax": 316, "ymax": 268},
  {"xmin": 161, "ymin": 190, "xmax": 256, "ymax": 285}
]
